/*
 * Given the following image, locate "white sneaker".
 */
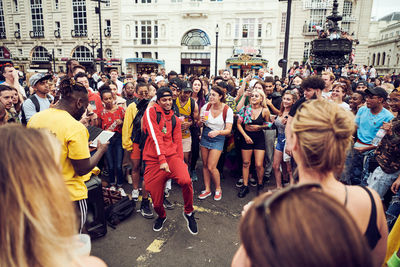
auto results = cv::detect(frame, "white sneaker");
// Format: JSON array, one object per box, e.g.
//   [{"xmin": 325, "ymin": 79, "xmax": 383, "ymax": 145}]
[
  {"xmin": 109, "ymin": 185, "xmax": 117, "ymax": 191},
  {"xmin": 131, "ymin": 189, "xmax": 140, "ymax": 201},
  {"xmin": 118, "ymin": 187, "xmax": 127, "ymax": 197}
]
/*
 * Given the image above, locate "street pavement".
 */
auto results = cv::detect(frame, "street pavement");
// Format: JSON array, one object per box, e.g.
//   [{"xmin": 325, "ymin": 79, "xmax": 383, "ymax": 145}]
[{"xmin": 91, "ymin": 167, "xmax": 274, "ymax": 267}]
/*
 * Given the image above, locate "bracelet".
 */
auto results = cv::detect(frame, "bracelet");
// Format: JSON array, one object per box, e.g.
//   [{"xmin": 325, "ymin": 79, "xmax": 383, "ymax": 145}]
[{"xmin": 387, "ymin": 251, "xmax": 400, "ymax": 267}]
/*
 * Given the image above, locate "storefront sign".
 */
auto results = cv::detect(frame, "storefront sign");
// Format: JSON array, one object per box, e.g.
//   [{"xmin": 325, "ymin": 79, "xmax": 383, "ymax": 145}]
[
  {"xmin": 181, "ymin": 59, "xmax": 210, "ymax": 65},
  {"xmin": 233, "ymin": 47, "xmax": 261, "ymax": 56}
]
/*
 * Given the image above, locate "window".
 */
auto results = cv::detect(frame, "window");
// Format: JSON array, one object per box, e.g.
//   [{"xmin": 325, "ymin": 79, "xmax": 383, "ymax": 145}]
[
  {"xmin": 308, "ymin": 9, "xmax": 327, "ymax": 32},
  {"xmin": 181, "ymin": 29, "xmax": 211, "ymax": 49},
  {"xmin": 281, "ymin": 12, "xmax": 286, "ymax": 33},
  {"xmin": 242, "ymin": 19, "xmax": 255, "ymax": 39},
  {"xmin": 72, "ymin": 0, "xmax": 87, "ymax": 37},
  {"xmin": 257, "ymin": 20, "xmax": 262, "ymax": 38},
  {"xmin": 154, "ymin": 20, "xmax": 158, "ymax": 39},
  {"xmin": 372, "ymin": 53, "xmax": 375, "ymax": 66},
  {"xmin": 105, "ymin": 19, "xmax": 111, "ymax": 36},
  {"xmin": 342, "ymin": 1, "xmax": 352, "ymax": 17},
  {"xmin": 142, "ymin": 52, "xmax": 151, "ymax": 58},
  {"xmin": 382, "ymin": 52, "xmax": 386, "ymax": 65},
  {"xmin": 135, "ymin": 21, "xmax": 138, "ymax": 38},
  {"xmin": 14, "ymin": 0, "xmax": 18, "ymax": 12},
  {"xmin": 234, "ymin": 18, "xmax": 239, "ymax": 38},
  {"xmin": 141, "ymin": 20, "xmax": 151, "ymax": 45},
  {"xmin": 303, "ymin": 42, "xmax": 310, "ymax": 61},
  {"xmin": 32, "ymin": 46, "xmax": 49, "ymax": 62},
  {"xmin": 72, "ymin": 46, "xmax": 92, "ymax": 62},
  {"xmin": 155, "ymin": 52, "xmax": 158, "ymax": 59},
  {"xmin": 105, "ymin": 49, "xmax": 112, "ymax": 58},
  {"xmin": 30, "ymin": 0, "xmax": 44, "ymax": 37},
  {"xmin": 377, "ymin": 53, "xmax": 381, "ymax": 65},
  {"xmin": 279, "ymin": 41, "xmax": 284, "ymax": 55},
  {"xmin": 341, "ymin": 22, "xmax": 350, "ymax": 32},
  {"xmin": 55, "ymin": 21, "xmax": 60, "ymax": 31},
  {"xmin": 0, "ymin": 0, "xmax": 5, "ymax": 39},
  {"xmin": 57, "ymin": 48, "xmax": 62, "ymax": 55},
  {"xmin": 105, "ymin": 0, "xmax": 110, "ymax": 7},
  {"xmin": 135, "ymin": 52, "xmax": 139, "ymax": 57},
  {"xmin": 54, "ymin": 0, "xmax": 59, "ymax": 9},
  {"xmin": 136, "ymin": 0, "xmax": 152, "ymax": 3}
]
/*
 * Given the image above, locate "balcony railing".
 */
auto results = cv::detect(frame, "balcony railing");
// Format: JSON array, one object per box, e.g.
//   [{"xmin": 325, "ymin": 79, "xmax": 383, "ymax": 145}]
[
  {"xmin": 342, "ymin": 15, "xmax": 357, "ymax": 22},
  {"xmin": 29, "ymin": 30, "xmax": 44, "ymax": 38},
  {"xmin": 104, "ymin": 28, "xmax": 111, "ymax": 37},
  {"xmin": 14, "ymin": 31, "xmax": 20, "ymax": 39},
  {"xmin": 303, "ymin": 0, "xmax": 333, "ymax": 10},
  {"xmin": 71, "ymin": 29, "xmax": 88, "ymax": 38},
  {"xmin": 54, "ymin": 29, "xmax": 61, "ymax": 38}
]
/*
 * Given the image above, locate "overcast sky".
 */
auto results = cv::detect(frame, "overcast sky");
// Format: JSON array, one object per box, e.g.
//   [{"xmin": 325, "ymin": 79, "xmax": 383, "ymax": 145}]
[{"xmin": 371, "ymin": 0, "xmax": 400, "ymax": 20}]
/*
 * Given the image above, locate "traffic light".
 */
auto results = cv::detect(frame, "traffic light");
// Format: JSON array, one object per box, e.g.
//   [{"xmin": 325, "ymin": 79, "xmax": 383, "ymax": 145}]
[{"xmin": 96, "ymin": 48, "xmax": 102, "ymax": 58}]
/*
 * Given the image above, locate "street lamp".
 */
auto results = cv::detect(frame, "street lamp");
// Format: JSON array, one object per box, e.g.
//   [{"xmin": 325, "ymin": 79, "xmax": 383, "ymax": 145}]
[
  {"xmin": 92, "ymin": 0, "xmax": 107, "ymax": 73},
  {"xmin": 85, "ymin": 36, "xmax": 99, "ymax": 72},
  {"xmin": 279, "ymin": 0, "xmax": 292, "ymax": 78},
  {"xmin": 215, "ymin": 24, "xmax": 219, "ymax": 77}
]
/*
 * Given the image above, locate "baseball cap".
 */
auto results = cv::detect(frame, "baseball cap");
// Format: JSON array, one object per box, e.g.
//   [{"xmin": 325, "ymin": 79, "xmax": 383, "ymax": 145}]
[
  {"xmin": 155, "ymin": 76, "xmax": 164, "ymax": 84},
  {"xmin": 156, "ymin": 87, "xmax": 173, "ymax": 99},
  {"xmin": 29, "ymin": 73, "xmax": 52, "ymax": 87},
  {"xmin": 168, "ymin": 78, "xmax": 182, "ymax": 89},
  {"xmin": 182, "ymin": 81, "xmax": 193, "ymax": 92},
  {"xmin": 356, "ymin": 80, "xmax": 368, "ymax": 87},
  {"xmin": 365, "ymin": 86, "xmax": 388, "ymax": 100}
]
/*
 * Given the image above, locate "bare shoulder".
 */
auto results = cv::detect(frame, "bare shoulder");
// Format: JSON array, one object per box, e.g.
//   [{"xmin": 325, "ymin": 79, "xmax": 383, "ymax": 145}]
[{"xmin": 74, "ymin": 256, "xmax": 107, "ymax": 267}]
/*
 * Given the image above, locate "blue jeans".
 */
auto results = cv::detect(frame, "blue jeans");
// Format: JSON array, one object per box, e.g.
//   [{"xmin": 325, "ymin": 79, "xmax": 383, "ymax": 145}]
[
  {"xmin": 386, "ymin": 191, "xmax": 400, "ymax": 232},
  {"xmin": 349, "ymin": 149, "xmax": 375, "ymax": 185},
  {"xmin": 105, "ymin": 133, "xmax": 124, "ymax": 186}
]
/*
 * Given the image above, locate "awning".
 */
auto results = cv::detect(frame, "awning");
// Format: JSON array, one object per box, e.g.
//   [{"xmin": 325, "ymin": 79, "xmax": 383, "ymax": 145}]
[{"xmin": 125, "ymin": 58, "xmax": 165, "ymax": 66}]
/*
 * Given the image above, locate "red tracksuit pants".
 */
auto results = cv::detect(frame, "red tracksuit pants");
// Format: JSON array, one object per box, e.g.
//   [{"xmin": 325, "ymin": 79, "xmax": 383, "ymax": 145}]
[{"xmin": 144, "ymin": 156, "xmax": 194, "ymax": 219}]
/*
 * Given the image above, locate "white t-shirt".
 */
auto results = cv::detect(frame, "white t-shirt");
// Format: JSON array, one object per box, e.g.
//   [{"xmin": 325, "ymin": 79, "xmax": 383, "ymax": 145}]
[
  {"xmin": 336, "ymin": 101, "xmax": 350, "ymax": 111},
  {"xmin": 201, "ymin": 103, "xmax": 234, "ymax": 131}
]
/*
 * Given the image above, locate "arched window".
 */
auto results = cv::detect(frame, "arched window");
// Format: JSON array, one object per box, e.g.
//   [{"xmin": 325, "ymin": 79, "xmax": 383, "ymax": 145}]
[
  {"xmin": 72, "ymin": 46, "xmax": 92, "ymax": 62},
  {"xmin": 105, "ymin": 48, "xmax": 112, "ymax": 58},
  {"xmin": 382, "ymin": 52, "xmax": 386, "ymax": 65},
  {"xmin": 181, "ymin": 29, "xmax": 211, "ymax": 50},
  {"xmin": 32, "ymin": 46, "xmax": 49, "ymax": 61},
  {"xmin": 372, "ymin": 53, "xmax": 376, "ymax": 66},
  {"xmin": 377, "ymin": 53, "xmax": 381, "ymax": 66}
]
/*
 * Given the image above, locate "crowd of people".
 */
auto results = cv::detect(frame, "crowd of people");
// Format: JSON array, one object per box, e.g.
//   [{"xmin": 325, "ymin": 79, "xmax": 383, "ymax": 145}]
[{"xmin": 1, "ymin": 58, "xmax": 400, "ymax": 266}]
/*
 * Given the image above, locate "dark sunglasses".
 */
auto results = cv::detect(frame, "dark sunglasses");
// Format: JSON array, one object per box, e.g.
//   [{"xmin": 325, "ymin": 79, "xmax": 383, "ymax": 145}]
[{"xmin": 255, "ymin": 183, "xmax": 322, "ymax": 249}]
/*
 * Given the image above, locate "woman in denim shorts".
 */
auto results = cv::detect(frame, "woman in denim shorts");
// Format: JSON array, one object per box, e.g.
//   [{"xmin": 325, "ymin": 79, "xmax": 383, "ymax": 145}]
[
  {"xmin": 272, "ymin": 90, "xmax": 297, "ymax": 189},
  {"xmin": 198, "ymin": 86, "xmax": 234, "ymax": 201}
]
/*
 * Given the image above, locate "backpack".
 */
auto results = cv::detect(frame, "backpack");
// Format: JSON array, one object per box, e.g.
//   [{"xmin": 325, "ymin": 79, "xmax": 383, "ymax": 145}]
[
  {"xmin": 105, "ymin": 197, "xmax": 135, "ymax": 228},
  {"xmin": 130, "ymin": 100, "xmax": 150, "ymax": 144},
  {"xmin": 139, "ymin": 106, "xmax": 177, "ymax": 150},
  {"xmin": 205, "ymin": 103, "xmax": 229, "ymax": 123},
  {"xmin": 21, "ymin": 94, "xmax": 52, "ymax": 125}
]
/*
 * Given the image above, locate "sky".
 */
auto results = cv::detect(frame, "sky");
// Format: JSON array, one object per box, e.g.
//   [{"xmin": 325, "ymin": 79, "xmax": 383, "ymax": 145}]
[{"xmin": 371, "ymin": 0, "xmax": 400, "ymax": 20}]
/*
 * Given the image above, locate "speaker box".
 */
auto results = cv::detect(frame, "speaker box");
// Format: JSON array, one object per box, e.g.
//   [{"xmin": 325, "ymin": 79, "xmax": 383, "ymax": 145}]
[{"xmin": 85, "ymin": 176, "xmax": 107, "ymax": 239}]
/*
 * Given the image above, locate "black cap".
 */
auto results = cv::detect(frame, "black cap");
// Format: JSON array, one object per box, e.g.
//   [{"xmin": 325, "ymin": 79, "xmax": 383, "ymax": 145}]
[
  {"xmin": 182, "ymin": 81, "xmax": 193, "ymax": 92},
  {"xmin": 168, "ymin": 78, "xmax": 182, "ymax": 89},
  {"xmin": 157, "ymin": 87, "xmax": 173, "ymax": 99},
  {"xmin": 357, "ymin": 80, "xmax": 368, "ymax": 87},
  {"xmin": 365, "ymin": 86, "xmax": 388, "ymax": 100}
]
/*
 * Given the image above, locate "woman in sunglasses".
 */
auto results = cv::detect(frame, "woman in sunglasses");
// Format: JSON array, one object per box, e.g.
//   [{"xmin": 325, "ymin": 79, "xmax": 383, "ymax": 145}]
[
  {"xmin": 287, "ymin": 100, "xmax": 387, "ymax": 266},
  {"xmin": 232, "ymin": 184, "xmax": 373, "ymax": 267}
]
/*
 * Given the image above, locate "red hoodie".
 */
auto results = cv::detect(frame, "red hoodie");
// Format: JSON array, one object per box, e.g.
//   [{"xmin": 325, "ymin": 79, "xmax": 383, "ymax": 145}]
[{"xmin": 142, "ymin": 103, "xmax": 183, "ymax": 164}]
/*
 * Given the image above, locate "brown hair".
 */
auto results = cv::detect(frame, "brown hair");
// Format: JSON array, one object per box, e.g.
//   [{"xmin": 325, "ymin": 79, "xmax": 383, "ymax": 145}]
[
  {"xmin": 0, "ymin": 125, "xmax": 78, "ymax": 267},
  {"xmin": 291, "ymin": 100, "xmax": 355, "ymax": 174},
  {"xmin": 279, "ymin": 90, "xmax": 297, "ymax": 116},
  {"xmin": 210, "ymin": 85, "xmax": 226, "ymax": 103},
  {"xmin": 240, "ymin": 188, "xmax": 373, "ymax": 267}
]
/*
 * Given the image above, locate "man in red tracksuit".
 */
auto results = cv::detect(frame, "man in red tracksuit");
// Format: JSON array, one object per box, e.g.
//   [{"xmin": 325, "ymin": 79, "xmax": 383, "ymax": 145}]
[{"xmin": 142, "ymin": 87, "xmax": 198, "ymax": 234}]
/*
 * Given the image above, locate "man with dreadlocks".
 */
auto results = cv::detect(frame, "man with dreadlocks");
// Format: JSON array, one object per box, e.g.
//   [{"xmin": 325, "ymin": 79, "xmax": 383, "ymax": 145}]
[{"xmin": 28, "ymin": 77, "xmax": 109, "ymax": 233}]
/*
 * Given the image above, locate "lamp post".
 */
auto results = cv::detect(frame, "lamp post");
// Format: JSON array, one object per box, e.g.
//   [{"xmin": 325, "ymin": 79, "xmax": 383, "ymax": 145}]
[
  {"xmin": 280, "ymin": 0, "xmax": 292, "ymax": 78},
  {"xmin": 85, "ymin": 36, "xmax": 99, "ymax": 72},
  {"xmin": 92, "ymin": 0, "xmax": 107, "ymax": 73},
  {"xmin": 215, "ymin": 24, "xmax": 219, "ymax": 77}
]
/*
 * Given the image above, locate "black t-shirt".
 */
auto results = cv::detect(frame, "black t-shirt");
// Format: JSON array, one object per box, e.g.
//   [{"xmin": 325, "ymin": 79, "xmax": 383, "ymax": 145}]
[{"xmin": 289, "ymin": 97, "xmax": 307, "ymax": 117}]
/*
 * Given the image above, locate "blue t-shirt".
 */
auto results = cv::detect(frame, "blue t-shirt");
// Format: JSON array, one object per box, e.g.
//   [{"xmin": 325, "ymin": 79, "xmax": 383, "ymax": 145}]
[{"xmin": 355, "ymin": 106, "xmax": 394, "ymax": 144}]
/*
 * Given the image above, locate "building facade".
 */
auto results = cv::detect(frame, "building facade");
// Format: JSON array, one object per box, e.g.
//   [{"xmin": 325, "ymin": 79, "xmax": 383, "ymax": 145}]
[
  {"xmin": 368, "ymin": 12, "xmax": 400, "ymax": 75},
  {"xmin": 0, "ymin": 0, "xmax": 121, "ymax": 73},
  {"xmin": 277, "ymin": 0, "xmax": 373, "ymax": 72},
  {"xmin": 120, "ymin": 0, "xmax": 280, "ymax": 78}
]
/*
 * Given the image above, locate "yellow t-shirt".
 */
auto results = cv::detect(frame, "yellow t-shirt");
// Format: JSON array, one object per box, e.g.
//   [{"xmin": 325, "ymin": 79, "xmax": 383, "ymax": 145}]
[
  {"xmin": 28, "ymin": 108, "xmax": 91, "ymax": 201},
  {"xmin": 176, "ymin": 97, "xmax": 192, "ymax": 139}
]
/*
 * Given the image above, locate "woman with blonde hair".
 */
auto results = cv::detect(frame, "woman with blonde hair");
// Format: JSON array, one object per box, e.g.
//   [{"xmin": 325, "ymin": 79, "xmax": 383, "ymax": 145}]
[
  {"xmin": 232, "ymin": 184, "xmax": 373, "ymax": 267},
  {"xmin": 0, "ymin": 125, "xmax": 106, "ymax": 267},
  {"xmin": 237, "ymin": 88, "xmax": 271, "ymax": 197},
  {"xmin": 287, "ymin": 100, "xmax": 388, "ymax": 266}
]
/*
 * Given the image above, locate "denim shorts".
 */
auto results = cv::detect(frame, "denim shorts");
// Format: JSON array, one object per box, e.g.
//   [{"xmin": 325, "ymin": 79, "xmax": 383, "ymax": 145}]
[
  {"xmin": 200, "ymin": 126, "xmax": 225, "ymax": 151},
  {"xmin": 275, "ymin": 133, "xmax": 286, "ymax": 152}
]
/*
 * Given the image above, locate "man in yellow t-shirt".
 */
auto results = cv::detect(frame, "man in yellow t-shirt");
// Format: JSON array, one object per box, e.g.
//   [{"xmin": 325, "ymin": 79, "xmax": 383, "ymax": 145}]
[{"xmin": 28, "ymin": 78, "xmax": 108, "ymax": 233}]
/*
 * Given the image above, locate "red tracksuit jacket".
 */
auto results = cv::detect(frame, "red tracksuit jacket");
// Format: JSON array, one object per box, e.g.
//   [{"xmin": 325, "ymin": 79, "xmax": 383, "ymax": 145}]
[{"xmin": 142, "ymin": 103, "xmax": 184, "ymax": 164}]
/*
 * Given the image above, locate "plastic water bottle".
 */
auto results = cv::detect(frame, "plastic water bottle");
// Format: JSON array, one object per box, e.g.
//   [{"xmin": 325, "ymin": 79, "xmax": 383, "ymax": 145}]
[{"xmin": 371, "ymin": 129, "xmax": 386, "ymax": 146}]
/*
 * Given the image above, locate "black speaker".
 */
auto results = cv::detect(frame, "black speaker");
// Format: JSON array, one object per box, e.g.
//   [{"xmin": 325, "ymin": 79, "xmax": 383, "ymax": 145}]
[{"xmin": 85, "ymin": 176, "xmax": 107, "ymax": 239}]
